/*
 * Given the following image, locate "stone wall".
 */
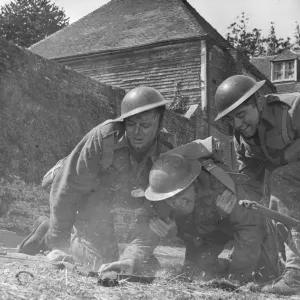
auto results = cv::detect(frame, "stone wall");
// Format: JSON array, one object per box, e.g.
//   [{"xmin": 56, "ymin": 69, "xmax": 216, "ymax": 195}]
[{"xmin": 0, "ymin": 39, "xmax": 126, "ymax": 183}]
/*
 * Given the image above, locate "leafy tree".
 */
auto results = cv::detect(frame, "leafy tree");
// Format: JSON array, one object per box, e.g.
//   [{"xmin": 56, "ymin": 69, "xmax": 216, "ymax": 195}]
[
  {"xmin": 0, "ymin": 0, "xmax": 69, "ymax": 48},
  {"xmin": 226, "ymin": 14, "xmax": 292, "ymax": 58},
  {"xmin": 226, "ymin": 12, "xmax": 266, "ymax": 58},
  {"xmin": 265, "ymin": 22, "xmax": 291, "ymax": 55},
  {"xmin": 293, "ymin": 22, "xmax": 300, "ymax": 52}
]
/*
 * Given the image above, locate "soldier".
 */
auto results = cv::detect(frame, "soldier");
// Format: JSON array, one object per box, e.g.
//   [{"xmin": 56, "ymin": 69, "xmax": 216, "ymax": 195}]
[
  {"xmin": 99, "ymin": 151, "xmax": 280, "ymax": 283},
  {"xmin": 18, "ymin": 86, "xmax": 177, "ymax": 270},
  {"xmin": 214, "ymin": 75, "xmax": 300, "ymax": 295}
]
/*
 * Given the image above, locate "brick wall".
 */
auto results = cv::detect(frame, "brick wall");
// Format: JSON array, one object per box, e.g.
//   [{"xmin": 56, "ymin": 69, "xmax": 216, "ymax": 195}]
[
  {"xmin": 57, "ymin": 40, "xmax": 203, "ymax": 111},
  {"xmin": 207, "ymin": 44, "xmax": 236, "ymax": 168}
]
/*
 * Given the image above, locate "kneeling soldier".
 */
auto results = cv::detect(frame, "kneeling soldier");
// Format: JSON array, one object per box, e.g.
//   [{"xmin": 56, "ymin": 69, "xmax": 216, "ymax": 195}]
[
  {"xmin": 100, "ymin": 152, "xmax": 281, "ymax": 283},
  {"xmin": 18, "ymin": 86, "xmax": 176, "ymax": 270}
]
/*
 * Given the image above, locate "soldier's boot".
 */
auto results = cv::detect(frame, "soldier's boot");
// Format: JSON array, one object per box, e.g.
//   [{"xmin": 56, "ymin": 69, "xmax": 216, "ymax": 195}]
[
  {"xmin": 261, "ymin": 268, "xmax": 300, "ymax": 295},
  {"xmin": 18, "ymin": 216, "xmax": 50, "ymax": 255},
  {"xmin": 262, "ymin": 230, "xmax": 300, "ymax": 295}
]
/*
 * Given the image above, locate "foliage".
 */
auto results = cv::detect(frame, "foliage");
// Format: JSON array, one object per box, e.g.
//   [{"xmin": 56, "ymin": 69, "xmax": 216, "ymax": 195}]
[
  {"xmin": 226, "ymin": 13, "xmax": 292, "ymax": 58},
  {"xmin": 0, "ymin": 0, "xmax": 69, "ymax": 47},
  {"xmin": 168, "ymin": 82, "xmax": 188, "ymax": 114},
  {"xmin": 293, "ymin": 22, "xmax": 300, "ymax": 52},
  {"xmin": 226, "ymin": 12, "xmax": 266, "ymax": 58},
  {"xmin": 265, "ymin": 22, "xmax": 291, "ymax": 55}
]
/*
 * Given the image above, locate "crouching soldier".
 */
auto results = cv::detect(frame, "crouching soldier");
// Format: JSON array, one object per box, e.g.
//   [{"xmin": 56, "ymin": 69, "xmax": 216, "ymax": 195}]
[
  {"xmin": 100, "ymin": 152, "xmax": 281, "ymax": 283},
  {"xmin": 214, "ymin": 75, "xmax": 300, "ymax": 295},
  {"xmin": 18, "ymin": 86, "xmax": 176, "ymax": 270}
]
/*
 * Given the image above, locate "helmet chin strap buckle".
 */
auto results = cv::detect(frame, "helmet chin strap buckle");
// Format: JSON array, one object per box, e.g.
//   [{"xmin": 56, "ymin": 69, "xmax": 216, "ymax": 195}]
[{"xmin": 131, "ymin": 189, "xmax": 145, "ymax": 198}]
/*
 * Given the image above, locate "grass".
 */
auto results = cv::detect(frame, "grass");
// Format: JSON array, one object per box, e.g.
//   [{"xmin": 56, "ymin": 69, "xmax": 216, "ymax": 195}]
[
  {"xmin": 0, "ymin": 246, "xmax": 297, "ymax": 300},
  {"xmin": 0, "ymin": 176, "xmax": 49, "ymax": 235},
  {"xmin": 0, "ymin": 261, "xmax": 295, "ymax": 300}
]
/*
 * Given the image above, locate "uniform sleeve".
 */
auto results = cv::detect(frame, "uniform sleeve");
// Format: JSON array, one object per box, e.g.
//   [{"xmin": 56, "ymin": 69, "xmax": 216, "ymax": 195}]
[
  {"xmin": 234, "ymin": 136, "xmax": 264, "ymax": 202},
  {"xmin": 283, "ymin": 96, "xmax": 300, "ymax": 162},
  {"xmin": 289, "ymin": 94, "xmax": 300, "ymax": 136},
  {"xmin": 210, "ymin": 166, "xmax": 265, "ymax": 280},
  {"xmin": 226, "ymin": 201, "xmax": 265, "ymax": 280},
  {"xmin": 119, "ymin": 201, "xmax": 161, "ymax": 270},
  {"xmin": 46, "ymin": 126, "xmax": 105, "ymax": 250}
]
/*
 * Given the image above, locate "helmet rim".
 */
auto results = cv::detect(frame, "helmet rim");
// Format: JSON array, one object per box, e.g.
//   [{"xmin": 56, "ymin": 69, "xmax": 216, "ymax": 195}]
[
  {"xmin": 115, "ymin": 99, "xmax": 171, "ymax": 121},
  {"xmin": 145, "ymin": 159, "xmax": 201, "ymax": 202},
  {"xmin": 215, "ymin": 79, "xmax": 265, "ymax": 121}
]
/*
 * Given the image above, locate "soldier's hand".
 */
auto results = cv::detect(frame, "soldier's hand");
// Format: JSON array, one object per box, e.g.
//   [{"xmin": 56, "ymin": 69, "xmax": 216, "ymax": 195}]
[
  {"xmin": 98, "ymin": 259, "xmax": 135, "ymax": 274},
  {"xmin": 149, "ymin": 217, "xmax": 177, "ymax": 238},
  {"xmin": 46, "ymin": 249, "xmax": 75, "ymax": 264}
]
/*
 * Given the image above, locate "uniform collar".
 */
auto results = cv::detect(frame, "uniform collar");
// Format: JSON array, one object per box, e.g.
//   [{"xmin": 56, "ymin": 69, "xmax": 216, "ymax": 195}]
[{"xmin": 259, "ymin": 99, "xmax": 276, "ymax": 128}]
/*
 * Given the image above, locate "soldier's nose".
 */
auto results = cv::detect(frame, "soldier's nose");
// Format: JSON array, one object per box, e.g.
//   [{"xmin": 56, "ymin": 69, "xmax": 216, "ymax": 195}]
[{"xmin": 134, "ymin": 125, "xmax": 141, "ymax": 135}]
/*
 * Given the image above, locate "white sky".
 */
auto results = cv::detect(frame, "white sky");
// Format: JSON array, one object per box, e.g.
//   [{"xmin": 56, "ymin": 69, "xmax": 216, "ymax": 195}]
[{"xmin": 1, "ymin": 0, "xmax": 299, "ymax": 41}]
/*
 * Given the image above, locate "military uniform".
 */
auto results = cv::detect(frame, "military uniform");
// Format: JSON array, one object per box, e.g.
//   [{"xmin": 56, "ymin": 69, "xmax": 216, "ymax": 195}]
[
  {"xmin": 120, "ymin": 148, "xmax": 280, "ymax": 281},
  {"xmin": 234, "ymin": 93, "xmax": 300, "ymax": 271},
  {"xmin": 36, "ymin": 120, "xmax": 175, "ymax": 269}
]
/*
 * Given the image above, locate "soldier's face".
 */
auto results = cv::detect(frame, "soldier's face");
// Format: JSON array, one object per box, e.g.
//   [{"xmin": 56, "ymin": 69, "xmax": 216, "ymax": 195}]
[
  {"xmin": 125, "ymin": 110, "xmax": 160, "ymax": 152},
  {"xmin": 224, "ymin": 98, "xmax": 260, "ymax": 138},
  {"xmin": 165, "ymin": 184, "xmax": 196, "ymax": 215}
]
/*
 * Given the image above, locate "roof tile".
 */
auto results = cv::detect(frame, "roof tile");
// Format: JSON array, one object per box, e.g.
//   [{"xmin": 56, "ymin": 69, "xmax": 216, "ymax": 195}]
[
  {"xmin": 272, "ymin": 50, "xmax": 300, "ymax": 61},
  {"xmin": 29, "ymin": 0, "xmax": 228, "ymax": 59},
  {"xmin": 251, "ymin": 56, "xmax": 276, "ymax": 81}
]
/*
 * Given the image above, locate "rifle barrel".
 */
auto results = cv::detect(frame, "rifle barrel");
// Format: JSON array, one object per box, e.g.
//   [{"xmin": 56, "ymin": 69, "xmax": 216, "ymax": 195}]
[{"xmin": 239, "ymin": 200, "xmax": 300, "ymax": 228}]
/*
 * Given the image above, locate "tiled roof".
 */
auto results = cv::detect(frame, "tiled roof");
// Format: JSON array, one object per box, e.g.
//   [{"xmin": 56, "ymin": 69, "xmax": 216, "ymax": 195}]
[
  {"xmin": 29, "ymin": 0, "xmax": 229, "ymax": 59},
  {"xmin": 272, "ymin": 50, "xmax": 300, "ymax": 61},
  {"xmin": 251, "ymin": 50, "xmax": 300, "ymax": 80},
  {"xmin": 276, "ymin": 82, "xmax": 300, "ymax": 94},
  {"xmin": 251, "ymin": 56, "xmax": 276, "ymax": 80}
]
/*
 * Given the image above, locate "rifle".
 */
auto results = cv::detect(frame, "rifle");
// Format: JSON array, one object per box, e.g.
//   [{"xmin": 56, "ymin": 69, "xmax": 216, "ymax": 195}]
[
  {"xmin": 239, "ymin": 200, "xmax": 300, "ymax": 229},
  {"xmin": 239, "ymin": 200, "xmax": 300, "ymax": 257}
]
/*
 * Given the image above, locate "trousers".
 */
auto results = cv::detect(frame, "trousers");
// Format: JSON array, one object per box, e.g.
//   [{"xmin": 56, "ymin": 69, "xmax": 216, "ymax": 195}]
[{"xmin": 269, "ymin": 161, "xmax": 300, "ymax": 270}]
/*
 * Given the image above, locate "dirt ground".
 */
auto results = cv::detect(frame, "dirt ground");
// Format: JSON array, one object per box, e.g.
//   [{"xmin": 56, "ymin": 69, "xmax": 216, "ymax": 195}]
[{"xmin": 0, "ymin": 245, "xmax": 298, "ymax": 300}]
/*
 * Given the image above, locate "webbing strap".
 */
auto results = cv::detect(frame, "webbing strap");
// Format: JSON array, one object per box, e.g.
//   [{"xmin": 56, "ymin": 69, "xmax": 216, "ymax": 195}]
[
  {"xmin": 281, "ymin": 106, "xmax": 293, "ymax": 145},
  {"xmin": 101, "ymin": 134, "xmax": 115, "ymax": 169},
  {"xmin": 201, "ymin": 159, "xmax": 236, "ymax": 193}
]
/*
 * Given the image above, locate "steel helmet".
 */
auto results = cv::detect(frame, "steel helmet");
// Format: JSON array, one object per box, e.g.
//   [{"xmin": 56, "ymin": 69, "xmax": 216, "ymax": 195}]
[
  {"xmin": 145, "ymin": 153, "xmax": 201, "ymax": 202},
  {"xmin": 115, "ymin": 86, "xmax": 171, "ymax": 121},
  {"xmin": 214, "ymin": 75, "xmax": 265, "ymax": 121}
]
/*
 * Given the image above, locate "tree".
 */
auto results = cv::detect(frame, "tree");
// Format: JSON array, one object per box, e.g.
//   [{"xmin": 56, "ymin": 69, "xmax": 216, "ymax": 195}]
[
  {"xmin": 264, "ymin": 22, "xmax": 291, "ymax": 55},
  {"xmin": 226, "ymin": 12, "xmax": 266, "ymax": 58},
  {"xmin": 293, "ymin": 22, "xmax": 300, "ymax": 52},
  {"xmin": 226, "ymin": 14, "xmax": 292, "ymax": 58},
  {"xmin": 0, "ymin": 0, "xmax": 69, "ymax": 48}
]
